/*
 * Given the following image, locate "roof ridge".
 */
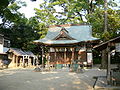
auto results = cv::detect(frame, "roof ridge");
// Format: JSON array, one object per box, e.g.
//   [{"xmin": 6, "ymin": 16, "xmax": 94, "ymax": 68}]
[{"xmin": 49, "ymin": 23, "xmax": 90, "ymax": 28}]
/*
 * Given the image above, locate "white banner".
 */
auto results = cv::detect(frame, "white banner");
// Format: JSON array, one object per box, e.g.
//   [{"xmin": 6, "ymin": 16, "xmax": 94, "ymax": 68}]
[
  {"xmin": 115, "ymin": 43, "xmax": 120, "ymax": 52},
  {"xmin": 87, "ymin": 53, "xmax": 92, "ymax": 64}
]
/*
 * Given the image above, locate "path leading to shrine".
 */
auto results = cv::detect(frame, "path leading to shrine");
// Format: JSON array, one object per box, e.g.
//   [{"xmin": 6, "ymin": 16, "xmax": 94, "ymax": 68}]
[{"xmin": 0, "ymin": 67, "xmax": 112, "ymax": 90}]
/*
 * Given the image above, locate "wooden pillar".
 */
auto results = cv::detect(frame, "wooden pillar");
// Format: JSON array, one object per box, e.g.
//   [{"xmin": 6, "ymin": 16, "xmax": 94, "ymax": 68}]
[
  {"xmin": 54, "ymin": 48, "xmax": 57, "ymax": 64},
  {"xmin": 41, "ymin": 46, "xmax": 44, "ymax": 68},
  {"xmin": 28, "ymin": 56, "xmax": 31, "ymax": 67},
  {"xmin": 23, "ymin": 56, "xmax": 25, "ymax": 68},
  {"xmin": 20, "ymin": 58, "xmax": 22, "ymax": 67},
  {"xmin": 85, "ymin": 43, "xmax": 87, "ymax": 62},
  {"xmin": 47, "ymin": 49, "xmax": 50, "ymax": 70},
  {"xmin": 12, "ymin": 55, "xmax": 15, "ymax": 67},
  {"xmin": 26, "ymin": 55, "xmax": 29, "ymax": 67},
  {"xmin": 64, "ymin": 48, "xmax": 67, "ymax": 64},
  {"xmin": 107, "ymin": 46, "xmax": 111, "ymax": 84},
  {"xmin": 16, "ymin": 56, "xmax": 18, "ymax": 67},
  {"xmin": 71, "ymin": 47, "xmax": 75, "ymax": 64},
  {"xmin": 48, "ymin": 52, "xmax": 50, "ymax": 70},
  {"xmin": 33, "ymin": 57, "xmax": 35, "ymax": 66}
]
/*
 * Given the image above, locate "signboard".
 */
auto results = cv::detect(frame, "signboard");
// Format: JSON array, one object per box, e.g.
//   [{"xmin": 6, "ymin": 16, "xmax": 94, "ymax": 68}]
[{"xmin": 115, "ymin": 43, "xmax": 120, "ymax": 52}]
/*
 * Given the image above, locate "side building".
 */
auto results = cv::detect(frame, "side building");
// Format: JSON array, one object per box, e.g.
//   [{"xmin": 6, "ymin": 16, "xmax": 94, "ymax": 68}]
[
  {"xmin": 0, "ymin": 34, "xmax": 37, "ymax": 68},
  {"xmin": 0, "ymin": 34, "xmax": 10, "ymax": 68},
  {"xmin": 7, "ymin": 48, "xmax": 37, "ymax": 68}
]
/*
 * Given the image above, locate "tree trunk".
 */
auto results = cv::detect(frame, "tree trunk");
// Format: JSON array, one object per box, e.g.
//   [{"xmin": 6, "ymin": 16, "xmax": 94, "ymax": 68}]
[
  {"xmin": 100, "ymin": 0, "xmax": 108, "ymax": 69},
  {"xmin": 100, "ymin": 49, "xmax": 108, "ymax": 69},
  {"xmin": 104, "ymin": 0, "xmax": 108, "ymax": 32}
]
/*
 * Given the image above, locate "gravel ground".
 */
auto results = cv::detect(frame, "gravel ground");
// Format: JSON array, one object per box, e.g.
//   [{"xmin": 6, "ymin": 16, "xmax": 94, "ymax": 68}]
[{"xmin": 0, "ymin": 67, "xmax": 107, "ymax": 90}]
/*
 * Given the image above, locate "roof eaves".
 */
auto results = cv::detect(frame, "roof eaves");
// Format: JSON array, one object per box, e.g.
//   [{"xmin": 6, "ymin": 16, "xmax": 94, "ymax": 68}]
[{"xmin": 93, "ymin": 36, "xmax": 120, "ymax": 50}]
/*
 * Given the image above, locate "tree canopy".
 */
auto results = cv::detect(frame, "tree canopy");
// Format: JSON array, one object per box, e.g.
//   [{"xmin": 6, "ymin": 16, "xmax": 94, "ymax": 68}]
[
  {"xmin": 0, "ymin": 0, "xmax": 120, "ymax": 54},
  {"xmin": 87, "ymin": 8, "xmax": 120, "ymax": 40},
  {"xmin": 0, "ymin": 0, "xmax": 41, "ymax": 53}
]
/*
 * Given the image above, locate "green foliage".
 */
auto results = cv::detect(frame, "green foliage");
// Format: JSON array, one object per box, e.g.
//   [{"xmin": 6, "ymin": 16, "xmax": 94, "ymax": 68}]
[
  {"xmin": 34, "ymin": 0, "xmax": 105, "ymax": 25},
  {"xmin": 111, "ymin": 52, "xmax": 120, "ymax": 64},
  {"xmin": 102, "ymin": 31, "xmax": 111, "ymax": 40},
  {"xmin": 93, "ymin": 58, "xmax": 101, "ymax": 64},
  {"xmin": 34, "ymin": 0, "xmax": 85, "ymax": 25},
  {"xmin": 93, "ymin": 50, "xmax": 101, "ymax": 64},
  {"xmin": 87, "ymin": 8, "xmax": 120, "ymax": 41},
  {"xmin": 0, "ymin": 0, "xmax": 41, "ymax": 53},
  {"xmin": 1, "ymin": 0, "xmax": 120, "ymax": 56}
]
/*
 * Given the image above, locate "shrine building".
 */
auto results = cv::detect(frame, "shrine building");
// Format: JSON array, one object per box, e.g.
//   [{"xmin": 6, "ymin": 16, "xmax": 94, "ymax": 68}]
[{"xmin": 34, "ymin": 24, "xmax": 99, "ymax": 65}]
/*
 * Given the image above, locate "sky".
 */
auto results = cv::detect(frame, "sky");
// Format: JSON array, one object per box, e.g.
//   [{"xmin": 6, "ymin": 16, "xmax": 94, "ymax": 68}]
[{"xmin": 17, "ymin": 0, "xmax": 44, "ymax": 18}]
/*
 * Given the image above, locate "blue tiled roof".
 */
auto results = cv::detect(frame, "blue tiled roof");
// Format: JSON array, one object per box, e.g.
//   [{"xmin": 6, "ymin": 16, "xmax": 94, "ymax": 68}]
[
  {"xmin": 8, "ymin": 48, "xmax": 35, "ymax": 57},
  {"xmin": 34, "ymin": 25, "xmax": 98, "ymax": 45}
]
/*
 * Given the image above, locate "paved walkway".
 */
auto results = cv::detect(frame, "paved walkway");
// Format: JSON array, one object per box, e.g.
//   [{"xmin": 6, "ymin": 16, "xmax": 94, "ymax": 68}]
[{"xmin": 0, "ymin": 67, "xmax": 119, "ymax": 90}]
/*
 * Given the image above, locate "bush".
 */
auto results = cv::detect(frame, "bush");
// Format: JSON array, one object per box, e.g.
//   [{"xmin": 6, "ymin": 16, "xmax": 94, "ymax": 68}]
[{"xmin": 93, "ymin": 58, "xmax": 101, "ymax": 64}]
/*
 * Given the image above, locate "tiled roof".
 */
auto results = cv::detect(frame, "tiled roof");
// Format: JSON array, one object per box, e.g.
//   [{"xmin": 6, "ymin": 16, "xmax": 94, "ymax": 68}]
[
  {"xmin": 8, "ymin": 48, "xmax": 35, "ymax": 57},
  {"xmin": 34, "ymin": 24, "xmax": 98, "ymax": 45},
  {"xmin": 3, "ymin": 47, "xmax": 9, "ymax": 53}
]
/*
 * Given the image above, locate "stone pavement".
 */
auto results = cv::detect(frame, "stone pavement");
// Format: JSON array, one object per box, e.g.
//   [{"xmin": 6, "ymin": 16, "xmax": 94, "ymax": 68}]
[
  {"xmin": 94, "ymin": 75, "xmax": 120, "ymax": 90},
  {"xmin": 0, "ymin": 67, "xmax": 119, "ymax": 90}
]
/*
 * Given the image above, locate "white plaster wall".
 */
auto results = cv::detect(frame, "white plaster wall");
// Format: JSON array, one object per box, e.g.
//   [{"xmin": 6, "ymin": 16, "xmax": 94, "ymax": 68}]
[{"xmin": 0, "ymin": 44, "xmax": 3, "ymax": 53}]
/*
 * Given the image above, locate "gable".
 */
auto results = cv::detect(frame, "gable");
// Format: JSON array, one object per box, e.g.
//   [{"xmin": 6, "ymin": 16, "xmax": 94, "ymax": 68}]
[{"xmin": 53, "ymin": 28, "xmax": 75, "ymax": 40}]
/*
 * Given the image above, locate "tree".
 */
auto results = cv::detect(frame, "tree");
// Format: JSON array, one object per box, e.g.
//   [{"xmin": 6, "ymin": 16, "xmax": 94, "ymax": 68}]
[
  {"xmin": 87, "ymin": 2, "xmax": 120, "ymax": 68},
  {"xmin": 87, "ymin": 8, "xmax": 120, "ymax": 39},
  {"xmin": 34, "ymin": 0, "xmax": 104, "ymax": 25},
  {"xmin": 0, "ymin": 0, "xmax": 41, "ymax": 53}
]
